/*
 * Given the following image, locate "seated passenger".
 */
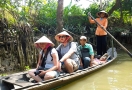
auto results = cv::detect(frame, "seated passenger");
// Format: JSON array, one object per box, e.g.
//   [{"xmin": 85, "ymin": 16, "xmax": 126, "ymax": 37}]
[
  {"xmin": 78, "ymin": 36, "xmax": 94, "ymax": 69},
  {"xmin": 91, "ymin": 53, "xmax": 109, "ymax": 66},
  {"xmin": 55, "ymin": 31, "xmax": 80, "ymax": 73},
  {"xmin": 28, "ymin": 36, "xmax": 60, "ymax": 82}
]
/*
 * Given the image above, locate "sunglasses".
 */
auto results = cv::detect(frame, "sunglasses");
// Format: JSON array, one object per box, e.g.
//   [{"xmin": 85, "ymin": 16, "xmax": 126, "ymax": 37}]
[
  {"xmin": 59, "ymin": 35, "xmax": 68, "ymax": 38},
  {"xmin": 80, "ymin": 39, "xmax": 86, "ymax": 41}
]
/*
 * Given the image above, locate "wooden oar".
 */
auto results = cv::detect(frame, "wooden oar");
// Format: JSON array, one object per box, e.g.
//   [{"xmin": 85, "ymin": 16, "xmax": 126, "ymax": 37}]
[{"xmin": 88, "ymin": 13, "xmax": 132, "ymax": 58}]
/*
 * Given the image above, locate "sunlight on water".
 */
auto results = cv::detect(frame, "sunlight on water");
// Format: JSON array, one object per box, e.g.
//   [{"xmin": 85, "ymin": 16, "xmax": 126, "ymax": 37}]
[{"xmin": 57, "ymin": 49, "xmax": 132, "ymax": 90}]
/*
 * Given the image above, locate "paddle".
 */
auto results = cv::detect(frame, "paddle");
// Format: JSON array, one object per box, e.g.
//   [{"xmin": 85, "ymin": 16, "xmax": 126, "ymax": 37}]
[{"xmin": 88, "ymin": 12, "xmax": 132, "ymax": 58}]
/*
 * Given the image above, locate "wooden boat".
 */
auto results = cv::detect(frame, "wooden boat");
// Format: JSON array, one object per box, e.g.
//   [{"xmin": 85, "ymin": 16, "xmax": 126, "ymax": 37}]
[{"xmin": 0, "ymin": 48, "xmax": 117, "ymax": 90}]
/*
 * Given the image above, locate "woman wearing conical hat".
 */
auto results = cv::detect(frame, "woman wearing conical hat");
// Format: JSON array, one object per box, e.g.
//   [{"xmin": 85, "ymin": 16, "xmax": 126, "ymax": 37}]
[
  {"xmin": 55, "ymin": 31, "xmax": 80, "ymax": 73},
  {"xmin": 88, "ymin": 10, "xmax": 109, "ymax": 56},
  {"xmin": 28, "ymin": 36, "xmax": 60, "ymax": 82}
]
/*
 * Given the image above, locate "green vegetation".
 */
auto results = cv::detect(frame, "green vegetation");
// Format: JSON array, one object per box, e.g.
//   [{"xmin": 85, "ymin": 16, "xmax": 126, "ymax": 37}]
[
  {"xmin": 0, "ymin": 73, "xmax": 7, "ymax": 76},
  {"xmin": 25, "ymin": 66, "xmax": 30, "ymax": 71}
]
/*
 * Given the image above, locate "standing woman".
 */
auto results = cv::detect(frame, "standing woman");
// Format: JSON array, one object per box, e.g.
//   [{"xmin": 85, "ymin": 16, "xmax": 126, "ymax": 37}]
[
  {"xmin": 28, "ymin": 36, "xmax": 60, "ymax": 82},
  {"xmin": 88, "ymin": 11, "xmax": 109, "ymax": 56}
]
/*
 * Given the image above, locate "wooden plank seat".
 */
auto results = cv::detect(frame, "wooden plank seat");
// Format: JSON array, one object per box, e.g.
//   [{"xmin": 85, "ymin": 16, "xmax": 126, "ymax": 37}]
[
  {"xmin": 2, "ymin": 71, "xmax": 66, "ymax": 87},
  {"xmin": 2, "ymin": 71, "xmax": 38, "ymax": 87}
]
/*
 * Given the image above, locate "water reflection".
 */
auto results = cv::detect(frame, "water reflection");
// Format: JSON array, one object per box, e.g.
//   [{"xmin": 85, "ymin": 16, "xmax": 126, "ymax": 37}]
[{"xmin": 56, "ymin": 50, "xmax": 132, "ymax": 90}]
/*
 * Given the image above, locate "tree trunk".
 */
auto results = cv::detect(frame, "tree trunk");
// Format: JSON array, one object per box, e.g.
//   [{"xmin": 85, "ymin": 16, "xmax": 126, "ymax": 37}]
[
  {"xmin": 119, "ymin": 1, "xmax": 123, "ymax": 23},
  {"xmin": 56, "ymin": 0, "xmax": 64, "ymax": 34},
  {"xmin": 108, "ymin": 0, "xmax": 121, "ymax": 16},
  {"xmin": 100, "ymin": 0, "xmax": 103, "ymax": 10}
]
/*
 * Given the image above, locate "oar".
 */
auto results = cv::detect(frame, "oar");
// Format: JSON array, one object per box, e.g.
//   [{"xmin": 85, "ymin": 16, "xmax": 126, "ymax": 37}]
[{"xmin": 88, "ymin": 13, "xmax": 132, "ymax": 58}]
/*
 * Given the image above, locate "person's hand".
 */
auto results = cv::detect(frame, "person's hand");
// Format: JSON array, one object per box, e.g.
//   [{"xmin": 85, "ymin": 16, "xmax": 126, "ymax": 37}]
[
  {"xmin": 39, "ymin": 70, "xmax": 46, "ymax": 76},
  {"xmin": 36, "ymin": 65, "xmax": 39, "ymax": 69},
  {"xmin": 59, "ymin": 60, "xmax": 64, "ymax": 65},
  {"xmin": 90, "ymin": 60, "xmax": 95, "ymax": 66},
  {"xmin": 88, "ymin": 12, "xmax": 91, "ymax": 16},
  {"xmin": 58, "ymin": 62, "xmax": 62, "ymax": 72}
]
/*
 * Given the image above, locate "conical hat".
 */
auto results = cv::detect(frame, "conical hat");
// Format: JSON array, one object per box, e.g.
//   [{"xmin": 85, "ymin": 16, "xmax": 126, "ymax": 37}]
[
  {"xmin": 34, "ymin": 36, "xmax": 54, "ymax": 48},
  {"xmin": 55, "ymin": 31, "xmax": 73, "ymax": 41},
  {"xmin": 96, "ymin": 10, "xmax": 109, "ymax": 18}
]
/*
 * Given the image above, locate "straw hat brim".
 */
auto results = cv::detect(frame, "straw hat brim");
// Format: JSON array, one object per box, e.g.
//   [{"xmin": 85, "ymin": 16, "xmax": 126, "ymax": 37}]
[
  {"xmin": 96, "ymin": 11, "xmax": 109, "ymax": 18},
  {"xmin": 34, "ymin": 36, "xmax": 54, "ymax": 48},
  {"xmin": 55, "ymin": 31, "xmax": 73, "ymax": 42}
]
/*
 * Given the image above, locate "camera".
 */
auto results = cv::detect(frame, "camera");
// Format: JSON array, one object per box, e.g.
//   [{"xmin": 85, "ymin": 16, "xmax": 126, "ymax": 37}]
[{"xmin": 34, "ymin": 66, "xmax": 44, "ymax": 76}]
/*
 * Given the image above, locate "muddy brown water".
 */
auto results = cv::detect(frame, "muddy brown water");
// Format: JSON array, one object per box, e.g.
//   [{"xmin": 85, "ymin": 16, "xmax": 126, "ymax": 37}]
[{"xmin": 56, "ymin": 49, "xmax": 132, "ymax": 90}]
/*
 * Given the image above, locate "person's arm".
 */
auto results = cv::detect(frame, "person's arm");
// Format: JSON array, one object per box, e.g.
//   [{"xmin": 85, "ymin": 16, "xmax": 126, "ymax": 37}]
[
  {"xmin": 88, "ymin": 12, "xmax": 96, "ymax": 24},
  {"xmin": 90, "ymin": 55, "xmax": 94, "ymax": 62},
  {"xmin": 88, "ymin": 44, "xmax": 94, "ymax": 62},
  {"xmin": 36, "ymin": 51, "xmax": 42, "ymax": 69},
  {"xmin": 60, "ymin": 42, "xmax": 76, "ymax": 62},
  {"xmin": 88, "ymin": 16, "xmax": 96, "ymax": 24}
]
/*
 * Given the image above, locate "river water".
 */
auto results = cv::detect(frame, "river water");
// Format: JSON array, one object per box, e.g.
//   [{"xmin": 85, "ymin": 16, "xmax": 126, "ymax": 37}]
[{"xmin": 56, "ymin": 49, "xmax": 132, "ymax": 90}]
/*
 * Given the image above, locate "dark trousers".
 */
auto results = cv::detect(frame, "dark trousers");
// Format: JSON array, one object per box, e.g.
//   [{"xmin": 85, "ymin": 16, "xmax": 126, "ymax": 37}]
[
  {"xmin": 96, "ymin": 35, "xmax": 107, "ymax": 56},
  {"xmin": 82, "ymin": 57, "xmax": 90, "ymax": 69}
]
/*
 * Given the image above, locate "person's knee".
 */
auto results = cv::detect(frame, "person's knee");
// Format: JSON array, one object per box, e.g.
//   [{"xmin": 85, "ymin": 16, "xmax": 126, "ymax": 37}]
[
  {"xmin": 83, "ymin": 57, "xmax": 90, "ymax": 62},
  {"xmin": 28, "ymin": 71, "xmax": 34, "ymax": 77},
  {"xmin": 83, "ymin": 57, "xmax": 90, "ymax": 68},
  {"xmin": 64, "ymin": 59, "xmax": 75, "ymax": 73},
  {"xmin": 28, "ymin": 69, "xmax": 36, "ymax": 76},
  {"xmin": 64, "ymin": 59, "xmax": 72, "ymax": 66},
  {"xmin": 44, "ymin": 72, "xmax": 54, "ymax": 80}
]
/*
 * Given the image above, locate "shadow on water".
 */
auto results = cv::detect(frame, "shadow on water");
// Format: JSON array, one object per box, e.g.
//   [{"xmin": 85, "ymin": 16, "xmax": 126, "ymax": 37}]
[{"xmin": 52, "ymin": 48, "xmax": 132, "ymax": 90}]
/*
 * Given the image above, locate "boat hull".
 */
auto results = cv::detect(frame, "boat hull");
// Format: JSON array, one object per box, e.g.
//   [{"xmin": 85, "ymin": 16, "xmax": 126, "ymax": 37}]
[{"xmin": 1, "ymin": 57, "xmax": 116, "ymax": 90}]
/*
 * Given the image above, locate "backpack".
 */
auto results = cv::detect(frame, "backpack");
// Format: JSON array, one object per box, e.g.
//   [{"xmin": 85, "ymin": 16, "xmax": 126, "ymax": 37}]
[
  {"xmin": 79, "ymin": 45, "xmax": 90, "ymax": 58},
  {"xmin": 50, "ymin": 49, "xmax": 62, "ymax": 61},
  {"xmin": 40, "ymin": 46, "xmax": 53, "ymax": 68},
  {"xmin": 58, "ymin": 42, "xmax": 80, "ymax": 58},
  {"xmin": 40, "ymin": 46, "xmax": 62, "ymax": 68}
]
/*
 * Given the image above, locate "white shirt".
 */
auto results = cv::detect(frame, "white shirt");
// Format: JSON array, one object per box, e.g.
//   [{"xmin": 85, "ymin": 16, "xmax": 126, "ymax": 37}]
[{"xmin": 40, "ymin": 48, "xmax": 57, "ymax": 68}]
